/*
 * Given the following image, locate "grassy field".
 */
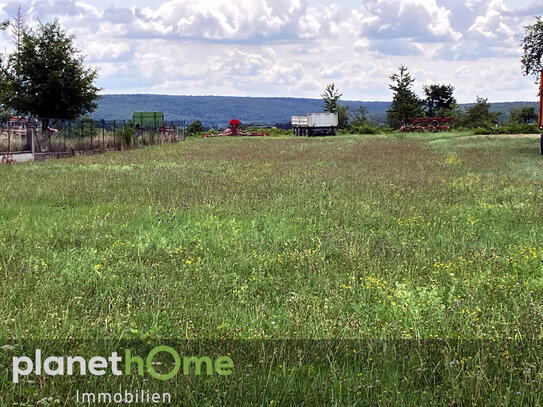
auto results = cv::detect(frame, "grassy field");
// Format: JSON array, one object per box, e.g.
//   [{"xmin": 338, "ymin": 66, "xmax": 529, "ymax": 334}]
[{"xmin": 1, "ymin": 132, "xmax": 543, "ymax": 405}]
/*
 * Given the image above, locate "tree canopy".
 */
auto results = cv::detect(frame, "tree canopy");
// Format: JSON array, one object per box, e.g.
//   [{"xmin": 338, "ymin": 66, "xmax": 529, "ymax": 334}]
[
  {"xmin": 509, "ymin": 106, "xmax": 537, "ymax": 124},
  {"xmin": 11, "ymin": 20, "xmax": 100, "ymax": 122},
  {"xmin": 321, "ymin": 83, "xmax": 342, "ymax": 113},
  {"xmin": 387, "ymin": 65, "xmax": 423, "ymax": 128},
  {"xmin": 423, "ymin": 84, "xmax": 456, "ymax": 117},
  {"xmin": 461, "ymin": 97, "xmax": 500, "ymax": 128},
  {"xmin": 520, "ymin": 16, "xmax": 543, "ymax": 78},
  {"xmin": 186, "ymin": 119, "xmax": 204, "ymax": 135}
]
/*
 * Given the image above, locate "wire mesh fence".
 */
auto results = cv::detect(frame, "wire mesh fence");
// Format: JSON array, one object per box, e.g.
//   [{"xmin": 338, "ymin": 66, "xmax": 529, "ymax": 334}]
[{"xmin": 0, "ymin": 118, "xmax": 186, "ymax": 154}]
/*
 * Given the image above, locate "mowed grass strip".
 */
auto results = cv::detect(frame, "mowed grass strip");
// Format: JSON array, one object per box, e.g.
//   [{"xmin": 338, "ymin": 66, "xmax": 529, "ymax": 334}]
[{"xmin": 0, "ymin": 135, "xmax": 542, "ymax": 340}]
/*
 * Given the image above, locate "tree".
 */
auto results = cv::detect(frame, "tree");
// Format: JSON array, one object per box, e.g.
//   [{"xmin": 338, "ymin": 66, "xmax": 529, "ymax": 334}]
[
  {"xmin": 423, "ymin": 84, "xmax": 456, "ymax": 117},
  {"xmin": 0, "ymin": 19, "xmax": 12, "ymax": 120},
  {"xmin": 186, "ymin": 120, "xmax": 204, "ymax": 136},
  {"xmin": 351, "ymin": 106, "xmax": 368, "ymax": 127},
  {"xmin": 520, "ymin": 16, "xmax": 543, "ymax": 78},
  {"xmin": 0, "ymin": 62, "xmax": 12, "ymax": 121},
  {"xmin": 336, "ymin": 104, "xmax": 350, "ymax": 129},
  {"xmin": 509, "ymin": 106, "xmax": 537, "ymax": 124},
  {"xmin": 321, "ymin": 83, "xmax": 342, "ymax": 113},
  {"xmin": 461, "ymin": 97, "xmax": 500, "ymax": 128},
  {"xmin": 13, "ymin": 20, "xmax": 99, "ymax": 127},
  {"xmin": 322, "ymin": 83, "xmax": 349, "ymax": 129},
  {"xmin": 10, "ymin": 5, "xmax": 25, "ymax": 79},
  {"xmin": 387, "ymin": 65, "xmax": 423, "ymax": 129}
]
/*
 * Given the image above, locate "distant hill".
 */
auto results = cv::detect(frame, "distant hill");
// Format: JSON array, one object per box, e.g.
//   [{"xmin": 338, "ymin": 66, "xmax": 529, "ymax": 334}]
[
  {"xmin": 90, "ymin": 94, "xmax": 538, "ymax": 127},
  {"xmin": 90, "ymin": 95, "xmax": 390, "ymax": 126}
]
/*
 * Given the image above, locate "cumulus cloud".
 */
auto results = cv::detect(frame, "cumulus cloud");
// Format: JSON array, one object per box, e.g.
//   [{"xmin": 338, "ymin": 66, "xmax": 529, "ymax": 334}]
[
  {"xmin": 0, "ymin": 0, "xmax": 539, "ymax": 101},
  {"xmin": 448, "ymin": 0, "xmax": 529, "ymax": 60},
  {"xmin": 360, "ymin": 0, "xmax": 461, "ymax": 43}
]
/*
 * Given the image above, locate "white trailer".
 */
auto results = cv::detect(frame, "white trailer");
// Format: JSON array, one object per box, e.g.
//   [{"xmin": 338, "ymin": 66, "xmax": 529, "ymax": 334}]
[{"xmin": 291, "ymin": 113, "xmax": 338, "ymax": 136}]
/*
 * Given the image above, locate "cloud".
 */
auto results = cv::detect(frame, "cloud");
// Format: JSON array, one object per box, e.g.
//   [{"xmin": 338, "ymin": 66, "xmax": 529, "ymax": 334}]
[
  {"xmin": 121, "ymin": 0, "xmax": 310, "ymax": 41},
  {"xmin": 0, "ymin": 0, "xmax": 540, "ymax": 102},
  {"xmin": 360, "ymin": 0, "xmax": 461, "ymax": 43},
  {"xmin": 448, "ymin": 0, "xmax": 529, "ymax": 60}
]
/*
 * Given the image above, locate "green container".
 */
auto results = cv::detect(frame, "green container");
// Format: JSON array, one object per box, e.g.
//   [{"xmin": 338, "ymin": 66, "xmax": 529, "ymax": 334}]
[{"xmin": 132, "ymin": 112, "xmax": 164, "ymax": 129}]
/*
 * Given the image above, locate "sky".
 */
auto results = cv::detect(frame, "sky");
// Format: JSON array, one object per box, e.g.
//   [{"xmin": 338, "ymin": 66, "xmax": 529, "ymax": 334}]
[{"xmin": 0, "ymin": 0, "xmax": 542, "ymax": 102}]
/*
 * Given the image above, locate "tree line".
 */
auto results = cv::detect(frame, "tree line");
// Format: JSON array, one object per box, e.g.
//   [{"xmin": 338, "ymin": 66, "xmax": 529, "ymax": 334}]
[
  {"xmin": 321, "ymin": 17, "xmax": 543, "ymax": 133},
  {"xmin": 321, "ymin": 67, "xmax": 539, "ymax": 134}
]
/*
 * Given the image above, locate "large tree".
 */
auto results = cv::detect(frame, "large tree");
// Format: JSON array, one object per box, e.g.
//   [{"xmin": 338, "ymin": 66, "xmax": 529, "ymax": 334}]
[
  {"xmin": 520, "ymin": 17, "xmax": 543, "ymax": 130},
  {"xmin": 423, "ymin": 84, "xmax": 456, "ymax": 117},
  {"xmin": 386, "ymin": 65, "xmax": 423, "ymax": 129},
  {"xmin": 461, "ymin": 97, "xmax": 500, "ymax": 128},
  {"xmin": 13, "ymin": 20, "xmax": 99, "ymax": 126},
  {"xmin": 520, "ymin": 16, "xmax": 543, "ymax": 78},
  {"xmin": 0, "ymin": 19, "xmax": 12, "ymax": 120}
]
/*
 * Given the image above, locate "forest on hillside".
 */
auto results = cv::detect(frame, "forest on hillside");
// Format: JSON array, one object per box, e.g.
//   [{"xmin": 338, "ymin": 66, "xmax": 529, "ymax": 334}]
[{"xmin": 90, "ymin": 94, "xmax": 538, "ymax": 127}]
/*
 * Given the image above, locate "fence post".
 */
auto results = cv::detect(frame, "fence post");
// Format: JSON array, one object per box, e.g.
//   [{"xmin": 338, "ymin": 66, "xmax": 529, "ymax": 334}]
[
  {"xmin": 26, "ymin": 122, "xmax": 33, "ymax": 151},
  {"xmin": 7, "ymin": 121, "xmax": 11, "ymax": 153}
]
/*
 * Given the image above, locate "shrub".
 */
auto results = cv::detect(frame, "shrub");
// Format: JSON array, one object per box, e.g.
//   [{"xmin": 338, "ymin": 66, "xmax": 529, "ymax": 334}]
[
  {"xmin": 473, "ymin": 126, "xmax": 494, "ymax": 135},
  {"xmin": 118, "ymin": 121, "xmax": 134, "ymax": 146},
  {"xmin": 474, "ymin": 123, "xmax": 539, "ymax": 135},
  {"xmin": 352, "ymin": 124, "xmax": 378, "ymax": 135},
  {"xmin": 186, "ymin": 120, "xmax": 204, "ymax": 137}
]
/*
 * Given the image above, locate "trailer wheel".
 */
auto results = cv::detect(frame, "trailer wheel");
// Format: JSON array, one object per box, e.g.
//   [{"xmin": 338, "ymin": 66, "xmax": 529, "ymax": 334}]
[{"xmin": 431, "ymin": 120, "xmax": 439, "ymax": 127}]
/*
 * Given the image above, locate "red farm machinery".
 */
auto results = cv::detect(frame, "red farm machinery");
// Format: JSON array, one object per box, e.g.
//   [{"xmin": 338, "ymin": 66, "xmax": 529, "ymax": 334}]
[
  {"xmin": 401, "ymin": 117, "xmax": 456, "ymax": 132},
  {"xmin": 202, "ymin": 119, "xmax": 269, "ymax": 138}
]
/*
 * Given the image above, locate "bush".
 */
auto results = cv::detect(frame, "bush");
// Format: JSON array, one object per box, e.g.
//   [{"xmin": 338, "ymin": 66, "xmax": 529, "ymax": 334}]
[
  {"xmin": 351, "ymin": 124, "xmax": 378, "ymax": 135},
  {"xmin": 474, "ymin": 123, "xmax": 539, "ymax": 135},
  {"xmin": 186, "ymin": 120, "xmax": 204, "ymax": 137},
  {"xmin": 266, "ymin": 127, "xmax": 291, "ymax": 137},
  {"xmin": 473, "ymin": 126, "xmax": 494, "ymax": 135},
  {"xmin": 118, "ymin": 121, "xmax": 134, "ymax": 146}
]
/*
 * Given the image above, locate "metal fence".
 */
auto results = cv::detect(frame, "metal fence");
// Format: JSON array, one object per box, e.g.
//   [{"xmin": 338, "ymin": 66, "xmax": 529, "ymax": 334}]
[{"xmin": 0, "ymin": 118, "xmax": 186, "ymax": 154}]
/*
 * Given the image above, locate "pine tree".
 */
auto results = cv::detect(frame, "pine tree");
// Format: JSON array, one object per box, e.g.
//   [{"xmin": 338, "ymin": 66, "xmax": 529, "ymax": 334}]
[
  {"xmin": 321, "ymin": 83, "xmax": 342, "ymax": 113},
  {"xmin": 386, "ymin": 66, "xmax": 423, "ymax": 129}
]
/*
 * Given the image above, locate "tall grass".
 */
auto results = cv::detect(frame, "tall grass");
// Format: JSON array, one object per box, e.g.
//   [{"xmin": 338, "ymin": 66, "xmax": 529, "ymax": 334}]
[{"xmin": 1, "ymin": 134, "xmax": 543, "ymax": 405}]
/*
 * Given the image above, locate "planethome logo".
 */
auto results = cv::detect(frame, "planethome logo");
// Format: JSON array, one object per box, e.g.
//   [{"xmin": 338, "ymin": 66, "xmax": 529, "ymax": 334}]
[{"xmin": 12, "ymin": 345, "xmax": 234, "ymax": 384}]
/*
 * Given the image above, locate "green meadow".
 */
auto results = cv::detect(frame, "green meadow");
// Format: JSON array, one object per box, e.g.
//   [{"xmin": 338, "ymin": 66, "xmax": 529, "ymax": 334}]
[{"xmin": 1, "ymin": 132, "xmax": 543, "ymax": 405}]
